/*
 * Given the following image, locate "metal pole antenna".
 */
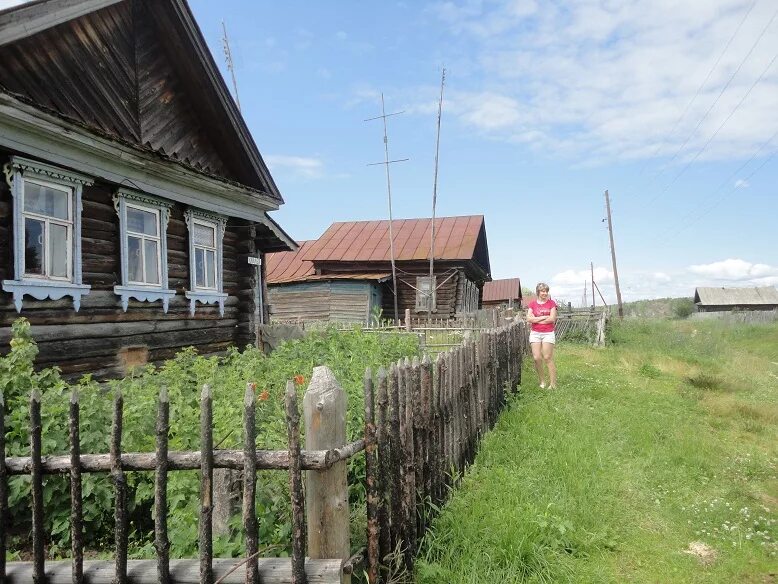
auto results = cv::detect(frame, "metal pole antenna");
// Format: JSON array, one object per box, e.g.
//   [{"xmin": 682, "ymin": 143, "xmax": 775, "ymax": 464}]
[
  {"xmin": 591, "ymin": 261, "xmax": 595, "ymax": 308},
  {"xmin": 604, "ymin": 190, "xmax": 624, "ymax": 318},
  {"xmin": 365, "ymin": 96, "xmax": 408, "ymax": 325},
  {"xmin": 222, "ymin": 21, "xmax": 241, "ymax": 112},
  {"xmin": 428, "ymin": 68, "xmax": 446, "ymax": 319}
]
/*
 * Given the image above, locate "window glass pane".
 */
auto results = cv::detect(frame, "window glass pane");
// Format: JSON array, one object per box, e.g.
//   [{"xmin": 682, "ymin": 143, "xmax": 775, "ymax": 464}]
[
  {"xmin": 24, "ymin": 182, "xmax": 70, "ymax": 220},
  {"xmin": 128, "ymin": 236, "xmax": 143, "ymax": 282},
  {"xmin": 144, "ymin": 239, "xmax": 160, "ymax": 285},
  {"xmin": 195, "ymin": 248, "xmax": 205, "ymax": 288},
  {"xmin": 194, "ymin": 223, "xmax": 216, "ymax": 248},
  {"xmin": 206, "ymin": 250, "xmax": 216, "ymax": 288},
  {"xmin": 127, "ymin": 207, "xmax": 158, "ymax": 236},
  {"xmin": 49, "ymin": 223, "xmax": 69, "ymax": 278},
  {"xmin": 24, "ymin": 218, "xmax": 45, "ymax": 275}
]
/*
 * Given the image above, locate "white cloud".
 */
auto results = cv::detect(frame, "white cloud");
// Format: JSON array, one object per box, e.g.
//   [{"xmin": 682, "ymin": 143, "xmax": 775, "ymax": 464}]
[
  {"xmin": 265, "ymin": 155, "xmax": 325, "ymax": 179},
  {"xmin": 687, "ymin": 258, "xmax": 778, "ymax": 280},
  {"xmin": 653, "ymin": 272, "xmax": 671, "ymax": 282},
  {"xmin": 427, "ymin": 0, "xmax": 778, "ymax": 163},
  {"xmin": 552, "ymin": 267, "xmax": 613, "ymax": 286},
  {"xmin": 734, "ymin": 178, "xmax": 750, "ymax": 188}
]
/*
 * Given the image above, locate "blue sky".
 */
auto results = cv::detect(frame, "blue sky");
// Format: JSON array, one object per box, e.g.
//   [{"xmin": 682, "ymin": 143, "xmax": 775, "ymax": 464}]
[{"xmin": 5, "ymin": 0, "xmax": 777, "ymax": 304}]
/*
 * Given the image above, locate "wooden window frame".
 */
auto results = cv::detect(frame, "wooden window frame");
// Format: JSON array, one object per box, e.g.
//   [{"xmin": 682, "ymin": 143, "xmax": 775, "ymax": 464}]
[
  {"xmin": 2, "ymin": 156, "xmax": 92, "ymax": 312},
  {"xmin": 184, "ymin": 208, "xmax": 228, "ymax": 316},
  {"xmin": 415, "ymin": 275, "xmax": 437, "ymax": 313},
  {"xmin": 113, "ymin": 189, "xmax": 175, "ymax": 313},
  {"xmin": 125, "ymin": 203, "xmax": 163, "ymax": 287}
]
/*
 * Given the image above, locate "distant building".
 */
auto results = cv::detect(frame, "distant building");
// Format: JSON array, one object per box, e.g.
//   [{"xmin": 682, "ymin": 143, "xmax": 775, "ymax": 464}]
[
  {"xmin": 266, "ymin": 216, "xmax": 492, "ymax": 324},
  {"xmin": 482, "ymin": 278, "xmax": 521, "ymax": 309},
  {"xmin": 693, "ymin": 286, "xmax": 778, "ymax": 312}
]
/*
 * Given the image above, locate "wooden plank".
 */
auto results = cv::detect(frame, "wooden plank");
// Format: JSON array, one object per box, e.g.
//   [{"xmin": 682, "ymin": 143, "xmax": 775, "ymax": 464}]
[
  {"xmin": 69, "ymin": 389, "xmax": 84, "ymax": 584},
  {"xmin": 242, "ymin": 384, "xmax": 258, "ymax": 584},
  {"xmin": 199, "ymin": 385, "xmax": 213, "ymax": 584},
  {"xmin": 111, "ymin": 389, "xmax": 128, "ymax": 584},
  {"xmin": 155, "ymin": 387, "xmax": 170, "ymax": 584},
  {"xmin": 30, "ymin": 388, "xmax": 44, "ymax": 584},
  {"xmin": 285, "ymin": 381, "xmax": 306, "ymax": 584},
  {"xmin": 4, "ymin": 558, "xmax": 344, "ymax": 584}
]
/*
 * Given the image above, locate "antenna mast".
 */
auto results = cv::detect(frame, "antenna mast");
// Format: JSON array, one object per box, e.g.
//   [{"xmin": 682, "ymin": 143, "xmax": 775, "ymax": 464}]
[
  {"xmin": 428, "ymin": 67, "xmax": 446, "ymax": 319},
  {"xmin": 365, "ymin": 95, "xmax": 408, "ymax": 324},
  {"xmin": 222, "ymin": 21, "xmax": 241, "ymax": 112}
]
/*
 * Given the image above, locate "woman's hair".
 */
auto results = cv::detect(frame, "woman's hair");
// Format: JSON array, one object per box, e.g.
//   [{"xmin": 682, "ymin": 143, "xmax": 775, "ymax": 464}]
[{"xmin": 536, "ymin": 282, "xmax": 550, "ymax": 294}]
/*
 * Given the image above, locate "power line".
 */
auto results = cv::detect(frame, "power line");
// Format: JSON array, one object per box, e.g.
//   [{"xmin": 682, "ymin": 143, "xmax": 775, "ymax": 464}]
[{"xmin": 637, "ymin": 4, "xmax": 778, "ymax": 209}]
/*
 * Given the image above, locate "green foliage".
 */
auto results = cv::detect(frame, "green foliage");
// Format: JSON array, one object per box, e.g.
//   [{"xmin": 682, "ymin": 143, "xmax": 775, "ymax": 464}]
[
  {"xmin": 1, "ymin": 320, "xmax": 419, "ymax": 559},
  {"xmin": 672, "ymin": 298, "xmax": 695, "ymax": 319}
]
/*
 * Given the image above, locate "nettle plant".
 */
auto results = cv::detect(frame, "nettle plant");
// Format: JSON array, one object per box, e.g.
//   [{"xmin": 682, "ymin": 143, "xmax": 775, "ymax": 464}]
[{"xmin": 1, "ymin": 319, "xmax": 420, "ymax": 558}]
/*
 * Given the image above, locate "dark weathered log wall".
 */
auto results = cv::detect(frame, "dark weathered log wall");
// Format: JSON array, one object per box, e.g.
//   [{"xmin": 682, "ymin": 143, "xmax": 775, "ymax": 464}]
[{"xmin": 0, "ymin": 178, "xmax": 256, "ymax": 378}]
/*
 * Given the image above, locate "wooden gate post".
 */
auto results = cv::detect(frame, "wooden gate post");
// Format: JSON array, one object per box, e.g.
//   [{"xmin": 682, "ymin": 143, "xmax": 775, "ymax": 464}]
[{"xmin": 303, "ymin": 367, "xmax": 350, "ymax": 576}]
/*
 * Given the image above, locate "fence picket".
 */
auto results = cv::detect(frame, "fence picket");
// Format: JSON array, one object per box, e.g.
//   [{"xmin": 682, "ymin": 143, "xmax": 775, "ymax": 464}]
[
  {"xmin": 387, "ymin": 364, "xmax": 402, "ymax": 555},
  {"xmin": 285, "ymin": 381, "xmax": 306, "ymax": 584},
  {"xmin": 69, "ymin": 388, "xmax": 84, "ymax": 584},
  {"xmin": 243, "ymin": 384, "xmax": 258, "ymax": 584},
  {"xmin": 111, "ymin": 389, "xmax": 128, "ymax": 584},
  {"xmin": 364, "ymin": 368, "xmax": 379, "ymax": 584},
  {"xmin": 375, "ymin": 367, "xmax": 391, "ymax": 566},
  {"xmin": 0, "ymin": 389, "xmax": 5, "ymax": 583},
  {"xmin": 155, "ymin": 387, "xmax": 170, "ymax": 584},
  {"xmin": 199, "ymin": 384, "xmax": 214, "ymax": 584}
]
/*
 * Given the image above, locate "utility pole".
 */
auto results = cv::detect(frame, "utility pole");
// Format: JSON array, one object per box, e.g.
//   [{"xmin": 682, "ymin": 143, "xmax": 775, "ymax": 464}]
[
  {"xmin": 604, "ymin": 190, "xmax": 624, "ymax": 318},
  {"xmin": 428, "ymin": 67, "xmax": 445, "ymax": 319},
  {"xmin": 590, "ymin": 262, "xmax": 595, "ymax": 308}
]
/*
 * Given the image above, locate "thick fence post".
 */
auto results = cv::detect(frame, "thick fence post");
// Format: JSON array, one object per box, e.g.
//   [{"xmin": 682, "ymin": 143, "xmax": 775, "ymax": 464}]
[{"xmin": 303, "ymin": 367, "xmax": 350, "ymax": 571}]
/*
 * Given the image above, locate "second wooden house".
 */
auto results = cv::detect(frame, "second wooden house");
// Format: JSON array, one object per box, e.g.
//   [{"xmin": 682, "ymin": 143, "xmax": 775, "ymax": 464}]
[{"xmin": 267, "ymin": 216, "xmax": 491, "ymax": 324}]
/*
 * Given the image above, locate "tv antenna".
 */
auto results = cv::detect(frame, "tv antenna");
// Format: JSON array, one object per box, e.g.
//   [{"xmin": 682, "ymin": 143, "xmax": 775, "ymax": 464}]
[
  {"xmin": 222, "ymin": 21, "xmax": 241, "ymax": 112},
  {"xmin": 365, "ymin": 94, "xmax": 409, "ymax": 325}
]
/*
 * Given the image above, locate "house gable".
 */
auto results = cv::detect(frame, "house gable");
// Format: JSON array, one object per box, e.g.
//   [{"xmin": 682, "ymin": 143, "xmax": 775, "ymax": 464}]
[{"xmin": 0, "ymin": 0, "xmax": 281, "ymax": 202}]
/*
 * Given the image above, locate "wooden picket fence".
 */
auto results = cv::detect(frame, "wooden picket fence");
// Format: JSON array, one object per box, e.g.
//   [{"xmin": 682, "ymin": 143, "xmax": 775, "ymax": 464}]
[{"xmin": 0, "ymin": 320, "xmax": 526, "ymax": 583}]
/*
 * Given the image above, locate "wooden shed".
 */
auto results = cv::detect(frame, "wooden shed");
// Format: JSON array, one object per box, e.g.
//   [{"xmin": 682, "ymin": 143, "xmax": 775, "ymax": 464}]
[
  {"xmin": 0, "ymin": 0, "xmax": 295, "ymax": 378},
  {"xmin": 693, "ymin": 286, "xmax": 778, "ymax": 312},
  {"xmin": 482, "ymin": 278, "xmax": 522, "ymax": 309},
  {"xmin": 267, "ymin": 216, "xmax": 491, "ymax": 323}
]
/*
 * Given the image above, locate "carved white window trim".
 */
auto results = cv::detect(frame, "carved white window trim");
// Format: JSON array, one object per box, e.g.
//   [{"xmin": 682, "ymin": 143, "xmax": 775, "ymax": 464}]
[
  {"xmin": 113, "ymin": 188, "xmax": 175, "ymax": 312},
  {"xmin": 415, "ymin": 275, "xmax": 437, "ymax": 313},
  {"xmin": 184, "ymin": 208, "xmax": 228, "ymax": 316},
  {"xmin": 2, "ymin": 157, "xmax": 92, "ymax": 312}
]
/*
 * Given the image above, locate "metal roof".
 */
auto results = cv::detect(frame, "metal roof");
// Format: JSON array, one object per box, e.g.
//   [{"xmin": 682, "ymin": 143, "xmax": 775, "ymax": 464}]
[
  {"xmin": 694, "ymin": 286, "xmax": 778, "ymax": 305},
  {"xmin": 266, "ymin": 242, "xmax": 389, "ymax": 284},
  {"xmin": 483, "ymin": 278, "xmax": 522, "ymax": 302},
  {"xmin": 301, "ymin": 215, "xmax": 486, "ymax": 264}
]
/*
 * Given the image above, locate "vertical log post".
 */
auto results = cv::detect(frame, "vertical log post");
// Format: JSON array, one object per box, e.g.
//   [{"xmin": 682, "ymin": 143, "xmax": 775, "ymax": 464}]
[
  {"xmin": 303, "ymin": 367, "xmax": 350, "ymax": 572},
  {"xmin": 30, "ymin": 388, "xmax": 44, "ymax": 584},
  {"xmin": 69, "ymin": 388, "xmax": 84, "ymax": 584},
  {"xmin": 420, "ymin": 355, "xmax": 432, "ymax": 522},
  {"xmin": 433, "ymin": 353, "xmax": 444, "ymax": 505},
  {"xmin": 0, "ymin": 389, "xmax": 5, "ymax": 583},
  {"xmin": 155, "ymin": 387, "xmax": 170, "ymax": 584},
  {"xmin": 286, "ymin": 381, "xmax": 307, "ymax": 584},
  {"xmin": 404, "ymin": 308, "xmax": 411, "ymax": 332},
  {"xmin": 111, "ymin": 389, "xmax": 128, "ymax": 584},
  {"xmin": 199, "ymin": 384, "xmax": 214, "ymax": 584},
  {"xmin": 387, "ymin": 364, "xmax": 402, "ymax": 554},
  {"xmin": 364, "ymin": 368, "xmax": 379, "ymax": 584},
  {"xmin": 375, "ymin": 368, "xmax": 391, "ymax": 565},
  {"xmin": 405, "ymin": 357, "xmax": 418, "ymax": 568},
  {"xmin": 243, "ymin": 384, "xmax": 259, "ymax": 584}
]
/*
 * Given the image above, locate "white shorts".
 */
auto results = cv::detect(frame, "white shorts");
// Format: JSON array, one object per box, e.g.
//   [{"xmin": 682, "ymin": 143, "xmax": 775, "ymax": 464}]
[{"xmin": 529, "ymin": 331, "xmax": 556, "ymax": 344}]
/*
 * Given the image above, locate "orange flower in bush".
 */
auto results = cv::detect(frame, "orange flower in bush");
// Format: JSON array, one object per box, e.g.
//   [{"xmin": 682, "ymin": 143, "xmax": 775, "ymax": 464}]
[
  {"xmin": 293, "ymin": 374, "xmax": 305, "ymax": 386},
  {"xmin": 258, "ymin": 390, "xmax": 270, "ymax": 402}
]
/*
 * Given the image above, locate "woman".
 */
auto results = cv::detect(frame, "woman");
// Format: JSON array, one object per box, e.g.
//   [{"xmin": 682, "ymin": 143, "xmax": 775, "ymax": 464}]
[{"xmin": 526, "ymin": 282, "xmax": 558, "ymax": 389}]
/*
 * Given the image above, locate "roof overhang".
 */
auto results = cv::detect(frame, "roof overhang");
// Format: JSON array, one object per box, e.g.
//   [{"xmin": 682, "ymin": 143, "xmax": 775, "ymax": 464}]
[{"xmin": 0, "ymin": 91, "xmax": 281, "ymax": 222}]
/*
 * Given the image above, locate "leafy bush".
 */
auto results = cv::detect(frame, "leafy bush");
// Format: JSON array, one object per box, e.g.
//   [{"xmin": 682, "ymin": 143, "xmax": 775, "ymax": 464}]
[
  {"xmin": 1, "ymin": 319, "xmax": 419, "ymax": 558},
  {"xmin": 672, "ymin": 298, "xmax": 695, "ymax": 319}
]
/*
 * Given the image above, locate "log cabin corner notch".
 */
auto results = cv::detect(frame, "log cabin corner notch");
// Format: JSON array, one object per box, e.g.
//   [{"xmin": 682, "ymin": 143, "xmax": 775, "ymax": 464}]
[{"xmin": 0, "ymin": 0, "xmax": 297, "ymax": 379}]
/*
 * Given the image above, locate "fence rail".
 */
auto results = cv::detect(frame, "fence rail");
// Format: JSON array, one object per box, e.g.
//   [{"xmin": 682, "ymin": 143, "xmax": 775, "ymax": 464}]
[{"xmin": 1, "ymin": 320, "xmax": 528, "ymax": 584}]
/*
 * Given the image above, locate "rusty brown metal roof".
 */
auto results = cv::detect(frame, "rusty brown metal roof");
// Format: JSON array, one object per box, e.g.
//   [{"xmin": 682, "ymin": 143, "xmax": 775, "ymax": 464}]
[
  {"xmin": 301, "ymin": 215, "xmax": 486, "ymax": 263},
  {"xmin": 266, "ymin": 242, "xmax": 390, "ymax": 284},
  {"xmin": 483, "ymin": 278, "xmax": 522, "ymax": 302}
]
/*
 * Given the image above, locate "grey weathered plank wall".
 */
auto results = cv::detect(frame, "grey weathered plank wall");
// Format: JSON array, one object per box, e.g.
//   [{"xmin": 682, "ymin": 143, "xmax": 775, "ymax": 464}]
[
  {"xmin": 269, "ymin": 281, "xmax": 372, "ymax": 324},
  {"xmin": 0, "ymin": 179, "xmax": 256, "ymax": 379}
]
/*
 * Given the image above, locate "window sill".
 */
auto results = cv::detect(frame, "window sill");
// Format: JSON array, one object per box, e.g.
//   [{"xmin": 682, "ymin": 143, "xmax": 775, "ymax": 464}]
[
  {"xmin": 2, "ymin": 280, "xmax": 91, "ymax": 312},
  {"xmin": 114, "ymin": 285, "xmax": 176, "ymax": 313},
  {"xmin": 185, "ymin": 291, "xmax": 228, "ymax": 316}
]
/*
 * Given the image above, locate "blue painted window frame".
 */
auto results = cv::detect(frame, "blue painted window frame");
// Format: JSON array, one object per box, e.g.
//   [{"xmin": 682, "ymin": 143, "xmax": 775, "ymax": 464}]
[
  {"xmin": 2, "ymin": 156, "xmax": 92, "ymax": 312},
  {"xmin": 184, "ymin": 208, "xmax": 228, "ymax": 316},
  {"xmin": 113, "ymin": 188, "xmax": 176, "ymax": 312}
]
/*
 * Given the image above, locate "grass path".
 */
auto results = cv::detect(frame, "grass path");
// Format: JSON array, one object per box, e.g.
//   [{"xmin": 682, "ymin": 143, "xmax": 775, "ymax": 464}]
[{"xmin": 415, "ymin": 320, "xmax": 778, "ymax": 583}]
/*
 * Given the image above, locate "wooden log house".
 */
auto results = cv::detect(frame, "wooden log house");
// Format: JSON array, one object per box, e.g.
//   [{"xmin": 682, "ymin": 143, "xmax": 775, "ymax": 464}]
[
  {"xmin": 482, "ymin": 277, "xmax": 522, "ymax": 310},
  {"xmin": 267, "ymin": 216, "xmax": 492, "ymax": 323},
  {"xmin": 0, "ymin": 0, "xmax": 296, "ymax": 378}
]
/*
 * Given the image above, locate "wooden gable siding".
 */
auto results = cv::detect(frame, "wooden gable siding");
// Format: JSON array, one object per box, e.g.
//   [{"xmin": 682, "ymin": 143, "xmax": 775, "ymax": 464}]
[
  {"xmin": 0, "ymin": 177, "xmax": 255, "ymax": 379},
  {"xmin": 269, "ymin": 281, "xmax": 373, "ymax": 324},
  {"xmin": 384, "ymin": 267, "xmax": 461, "ymax": 319},
  {"xmin": 0, "ymin": 1, "xmax": 231, "ymax": 178}
]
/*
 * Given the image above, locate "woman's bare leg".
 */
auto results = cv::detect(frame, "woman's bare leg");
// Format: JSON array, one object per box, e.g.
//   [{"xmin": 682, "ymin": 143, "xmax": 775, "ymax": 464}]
[
  {"xmin": 531, "ymin": 342, "xmax": 545, "ymax": 386},
  {"xmin": 542, "ymin": 342, "xmax": 557, "ymax": 387}
]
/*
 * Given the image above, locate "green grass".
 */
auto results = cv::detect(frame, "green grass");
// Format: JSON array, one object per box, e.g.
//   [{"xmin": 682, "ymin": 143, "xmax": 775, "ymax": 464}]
[{"xmin": 416, "ymin": 319, "xmax": 778, "ymax": 583}]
